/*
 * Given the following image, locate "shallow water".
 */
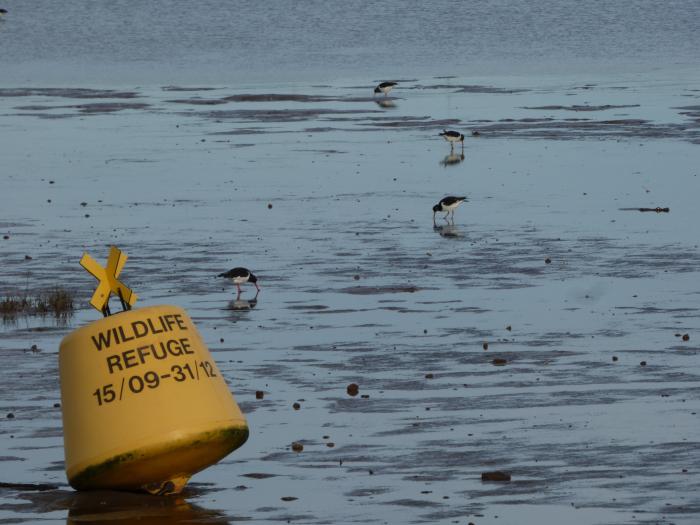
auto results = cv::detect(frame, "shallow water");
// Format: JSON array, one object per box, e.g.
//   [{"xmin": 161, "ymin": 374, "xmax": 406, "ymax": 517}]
[
  {"xmin": 1, "ymin": 0, "xmax": 700, "ymax": 84},
  {"xmin": 1, "ymin": 75, "xmax": 699, "ymax": 524}
]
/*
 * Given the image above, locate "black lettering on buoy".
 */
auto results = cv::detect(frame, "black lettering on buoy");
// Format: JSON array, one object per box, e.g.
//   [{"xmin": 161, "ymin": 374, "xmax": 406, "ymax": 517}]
[
  {"xmin": 136, "ymin": 344, "xmax": 151, "ymax": 364},
  {"xmin": 153, "ymin": 342, "xmax": 168, "ymax": 359},
  {"xmin": 106, "ymin": 354, "xmax": 123, "ymax": 374},
  {"xmin": 166, "ymin": 338, "xmax": 183, "ymax": 356},
  {"xmin": 118, "ymin": 325, "xmax": 135, "ymax": 344},
  {"xmin": 122, "ymin": 349, "xmax": 138, "ymax": 368},
  {"xmin": 180, "ymin": 337, "xmax": 194, "ymax": 355},
  {"xmin": 173, "ymin": 313, "xmax": 188, "ymax": 331},
  {"xmin": 91, "ymin": 330, "xmax": 113, "ymax": 351},
  {"xmin": 148, "ymin": 317, "xmax": 165, "ymax": 335},
  {"xmin": 163, "ymin": 314, "xmax": 178, "ymax": 332},
  {"xmin": 132, "ymin": 320, "xmax": 149, "ymax": 339}
]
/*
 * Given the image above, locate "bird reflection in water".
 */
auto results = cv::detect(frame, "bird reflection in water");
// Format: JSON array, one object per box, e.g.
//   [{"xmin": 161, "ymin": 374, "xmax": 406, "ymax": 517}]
[
  {"xmin": 229, "ymin": 290, "xmax": 259, "ymax": 311},
  {"xmin": 440, "ymin": 152, "xmax": 465, "ymax": 167},
  {"xmin": 65, "ymin": 489, "xmax": 230, "ymax": 524},
  {"xmin": 433, "ymin": 223, "xmax": 463, "ymax": 238},
  {"xmin": 375, "ymin": 98, "xmax": 397, "ymax": 109}
]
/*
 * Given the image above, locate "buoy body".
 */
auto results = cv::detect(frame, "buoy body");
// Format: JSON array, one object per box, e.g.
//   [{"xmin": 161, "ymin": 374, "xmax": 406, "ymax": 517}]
[{"xmin": 59, "ymin": 305, "xmax": 248, "ymax": 494}]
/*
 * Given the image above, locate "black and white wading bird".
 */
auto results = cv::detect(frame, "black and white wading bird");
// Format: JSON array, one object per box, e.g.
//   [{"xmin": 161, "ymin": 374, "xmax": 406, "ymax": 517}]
[
  {"xmin": 433, "ymin": 196, "xmax": 467, "ymax": 224},
  {"xmin": 439, "ymin": 129, "xmax": 465, "ymax": 149},
  {"xmin": 218, "ymin": 267, "xmax": 260, "ymax": 294},
  {"xmin": 0, "ymin": 8, "xmax": 7, "ymax": 16},
  {"xmin": 374, "ymin": 81, "xmax": 397, "ymax": 96}
]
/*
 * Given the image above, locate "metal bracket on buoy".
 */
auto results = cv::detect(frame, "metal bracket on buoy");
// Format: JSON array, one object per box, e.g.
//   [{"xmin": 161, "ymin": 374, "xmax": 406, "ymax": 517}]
[{"xmin": 80, "ymin": 246, "xmax": 138, "ymax": 317}]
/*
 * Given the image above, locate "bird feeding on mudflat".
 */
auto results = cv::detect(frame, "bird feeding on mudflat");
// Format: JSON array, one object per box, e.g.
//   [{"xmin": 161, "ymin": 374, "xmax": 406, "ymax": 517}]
[
  {"xmin": 374, "ymin": 81, "xmax": 397, "ymax": 96},
  {"xmin": 433, "ymin": 196, "xmax": 467, "ymax": 223},
  {"xmin": 439, "ymin": 130, "xmax": 465, "ymax": 149},
  {"xmin": 218, "ymin": 267, "xmax": 260, "ymax": 294}
]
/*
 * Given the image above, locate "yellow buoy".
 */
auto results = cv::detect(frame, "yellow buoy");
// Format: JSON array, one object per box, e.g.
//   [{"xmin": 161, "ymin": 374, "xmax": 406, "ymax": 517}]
[{"xmin": 59, "ymin": 304, "xmax": 248, "ymax": 494}]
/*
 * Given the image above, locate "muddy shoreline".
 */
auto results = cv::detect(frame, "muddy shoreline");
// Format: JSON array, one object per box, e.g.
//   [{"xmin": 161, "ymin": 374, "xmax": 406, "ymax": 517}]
[{"xmin": 2, "ymin": 77, "xmax": 699, "ymax": 524}]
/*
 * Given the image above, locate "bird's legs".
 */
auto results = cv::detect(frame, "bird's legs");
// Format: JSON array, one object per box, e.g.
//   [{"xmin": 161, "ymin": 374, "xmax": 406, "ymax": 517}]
[
  {"xmin": 236, "ymin": 283, "xmax": 241, "ymax": 294},
  {"xmin": 443, "ymin": 212, "xmax": 450, "ymax": 223},
  {"xmin": 254, "ymin": 282, "xmax": 261, "ymax": 292}
]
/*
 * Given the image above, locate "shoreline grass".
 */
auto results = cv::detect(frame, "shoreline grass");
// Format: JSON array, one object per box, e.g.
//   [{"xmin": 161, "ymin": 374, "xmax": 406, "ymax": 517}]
[{"xmin": 1, "ymin": 288, "xmax": 75, "ymax": 319}]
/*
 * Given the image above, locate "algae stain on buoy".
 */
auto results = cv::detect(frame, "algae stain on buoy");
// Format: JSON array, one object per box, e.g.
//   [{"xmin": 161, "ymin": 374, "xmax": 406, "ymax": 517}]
[{"xmin": 59, "ymin": 247, "xmax": 248, "ymax": 495}]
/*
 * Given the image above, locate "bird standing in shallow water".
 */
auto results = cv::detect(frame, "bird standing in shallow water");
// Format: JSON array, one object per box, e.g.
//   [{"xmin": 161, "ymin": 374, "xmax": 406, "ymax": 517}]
[
  {"xmin": 218, "ymin": 267, "xmax": 260, "ymax": 294},
  {"xmin": 374, "ymin": 81, "xmax": 397, "ymax": 96},
  {"xmin": 433, "ymin": 196, "xmax": 467, "ymax": 224},
  {"xmin": 439, "ymin": 130, "xmax": 465, "ymax": 150}
]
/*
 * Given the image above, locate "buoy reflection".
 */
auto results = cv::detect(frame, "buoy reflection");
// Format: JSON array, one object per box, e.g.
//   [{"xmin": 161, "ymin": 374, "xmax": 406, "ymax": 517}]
[{"xmin": 66, "ymin": 489, "xmax": 229, "ymax": 525}]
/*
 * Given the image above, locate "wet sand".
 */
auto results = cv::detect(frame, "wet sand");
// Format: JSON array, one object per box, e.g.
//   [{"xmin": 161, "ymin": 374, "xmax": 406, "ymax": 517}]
[{"xmin": 1, "ymin": 77, "xmax": 700, "ymax": 524}]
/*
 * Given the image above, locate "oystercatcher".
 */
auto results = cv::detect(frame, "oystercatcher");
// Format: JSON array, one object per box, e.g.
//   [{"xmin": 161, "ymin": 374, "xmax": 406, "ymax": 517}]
[
  {"xmin": 433, "ymin": 196, "xmax": 467, "ymax": 223},
  {"xmin": 374, "ymin": 81, "xmax": 397, "ymax": 96},
  {"xmin": 439, "ymin": 130, "xmax": 465, "ymax": 149},
  {"xmin": 0, "ymin": 8, "xmax": 7, "ymax": 16},
  {"xmin": 218, "ymin": 267, "xmax": 260, "ymax": 293}
]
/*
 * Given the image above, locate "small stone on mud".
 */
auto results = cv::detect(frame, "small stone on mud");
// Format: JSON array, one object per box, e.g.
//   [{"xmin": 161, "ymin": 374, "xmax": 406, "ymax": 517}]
[
  {"xmin": 682, "ymin": 333, "xmax": 690, "ymax": 341},
  {"xmin": 612, "ymin": 356, "xmax": 618, "ymax": 362},
  {"xmin": 53, "ymin": 403, "xmax": 60, "ymax": 408},
  {"xmin": 24, "ymin": 255, "xmax": 32, "ymax": 260},
  {"xmin": 361, "ymin": 394, "xmax": 370, "ymax": 399},
  {"xmin": 423, "ymin": 329, "xmax": 427, "ymax": 334},
  {"xmin": 481, "ymin": 471, "xmax": 511, "ymax": 482},
  {"xmin": 84, "ymin": 214, "xmax": 90, "ymax": 218},
  {"xmin": 425, "ymin": 373, "xmax": 434, "ymax": 379},
  {"xmin": 255, "ymin": 391, "xmax": 264, "ymax": 399},
  {"xmin": 6, "ymin": 413, "xmax": 14, "ymax": 419},
  {"xmin": 347, "ymin": 383, "xmax": 359, "ymax": 396},
  {"xmin": 353, "ymin": 275, "xmax": 360, "ymax": 280},
  {"xmin": 2, "ymin": 235, "xmax": 8, "ymax": 240},
  {"xmin": 267, "ymin": 203, "xmax": 272, "ymax": 209},
  {"xmin": 506, "ymin": 325, "xmax": 511, "ymax": 331},
  {"xmin": 640, "ymin": 361, "xmax": 647, "ymax": 366},
  {"xmin": 492, "ymin": 358, "xmax": 507, "ymax": 366},
  {"xmin": 80, "ymin": 202, "xmax": 87, "ymax": 207},
  {"xmin": 483, "ymin": 342, "xmax": 489, "ymax": 350},
  {"xmin": 293, "ymin": 402, "xmax": 301, "ymax": 410},
  {"xmin": 326, "ymin": 442, "xmax": 335, "ymax": 448},
  {"xmin": 545, "ymin": 257, "xmax": 552, "ymax": 264},
  {"xmin": 281, "ymin": 496, "xmax": 298, "ymax": 502},
  {"xmin": 291, "ymin": 442, "xmax": 303, "ymax": 452}
]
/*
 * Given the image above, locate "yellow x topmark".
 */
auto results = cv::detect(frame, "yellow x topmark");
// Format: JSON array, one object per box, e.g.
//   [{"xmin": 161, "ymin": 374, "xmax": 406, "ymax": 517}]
[{"xmin": 80, "ymin": 246, "xmax": 138, "ymax": 313}]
